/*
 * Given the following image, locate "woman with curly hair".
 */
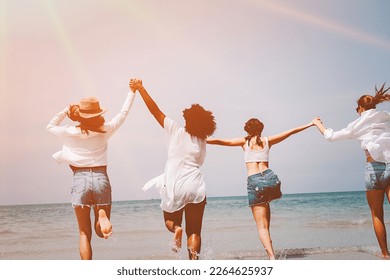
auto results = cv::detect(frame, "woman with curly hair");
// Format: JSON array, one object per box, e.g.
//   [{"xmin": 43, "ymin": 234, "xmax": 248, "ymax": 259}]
[
  {"xmin": 131, "ymin": 79, "xmax": 216, "ymax": 260},
  {"xmin": 46, "ymin": 80, "xmax": 136, "ymax": 259},
  {"xmin": 313, "ymin": 84, "xmax": 390, "ymax": 258},
  {"xmin": 207, "ymin": 118, "xmax": 316, "ymax": 259}
]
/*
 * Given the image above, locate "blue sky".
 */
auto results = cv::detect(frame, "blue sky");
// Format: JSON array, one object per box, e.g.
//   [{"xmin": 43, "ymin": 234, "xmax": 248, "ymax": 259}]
[{"xmin": 1, "ymin": 0, "xmax": 389, "ymax": 205}]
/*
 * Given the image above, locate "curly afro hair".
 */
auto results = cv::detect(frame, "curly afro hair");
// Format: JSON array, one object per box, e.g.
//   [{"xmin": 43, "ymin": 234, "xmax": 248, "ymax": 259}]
[{"xmin": 183, "ymin": 104, "xmax": 216, "ymax": 139}]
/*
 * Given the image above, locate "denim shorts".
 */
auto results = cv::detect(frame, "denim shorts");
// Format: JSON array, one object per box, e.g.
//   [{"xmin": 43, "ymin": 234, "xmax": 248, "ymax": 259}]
[
  {"xmin": 364, "ymin": 162, "xmax": 390, "ymax": 191},
  {"xmin": 247, "ymin": 169, "xmax": 282, "ymax": 206},
  {"xmin": 71, "ymin": 170, "xmax": 112, "ymax": 207}
]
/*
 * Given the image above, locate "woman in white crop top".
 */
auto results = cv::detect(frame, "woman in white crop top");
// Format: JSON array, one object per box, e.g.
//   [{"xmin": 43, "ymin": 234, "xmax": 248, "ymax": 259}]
[
  {"xmin": 131, "ymin": 79, "xmax": 216, "ymax": 260},
  {"xmin": 207, "ymin": 118, "xmax": 315, "ymax": 259},
  {"xmin": 313, "ymin": 84, "xmax": 390, "ymax": 259}
]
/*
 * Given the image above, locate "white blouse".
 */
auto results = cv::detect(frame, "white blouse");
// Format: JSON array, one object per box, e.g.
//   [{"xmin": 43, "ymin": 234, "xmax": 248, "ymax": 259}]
[
  {"xmin": 143, "ymin": 117, "xmax": 207, "ymax": 212},
  {"xmin": 324, "ymin": 109, "xmax": 390, "ymax": 163},
  {"xmin": 46, "ymin": 92, "xmax": 136, "ymax": 167}
]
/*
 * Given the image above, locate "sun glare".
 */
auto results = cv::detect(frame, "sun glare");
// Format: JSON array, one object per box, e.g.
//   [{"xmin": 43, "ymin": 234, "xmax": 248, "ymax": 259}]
[
  {"xmin": 0, "ymin": 0, "xmax": 6, "ymax": 114},
  {"xmin": 252, "ymin": 0, "xmax": 390, "ymax": 51},
  {"xmin": 39, "ymin": 0, "xmax": 96, "ymax": 95}
]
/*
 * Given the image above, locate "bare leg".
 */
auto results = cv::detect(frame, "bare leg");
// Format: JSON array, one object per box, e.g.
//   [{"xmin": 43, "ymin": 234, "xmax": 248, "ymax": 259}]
[
  {"xmin": 94, "ymin": 205, "xmax": 112, "ymax": 239},
  {"xmin": 164, "ymin": 210, "xmax": 183, "ymax": 252},
  {"xmin": 74, "ymin": 206, "xmax": 93, "ymax": 260},
  {"xmin": 187, "ymin": 233, "xmax": 201, "ymax": 260},
  {"xmin": 173, "ymin": 226, "xmax": 183, "ymax": 252},
  {"xmin": 165, "ymin": 220, "xmax": 183, "ymax": 252},
  {"xmin": 185, "ymin": 200, "xmax": 206, "ymax": 260},
  {"xmin": 366, "ymin": 190, "xmax": 389, "ymax": 259},
  {"xmin": 251, "ymin": 204, "xmax": 275, "ymax": 260}
]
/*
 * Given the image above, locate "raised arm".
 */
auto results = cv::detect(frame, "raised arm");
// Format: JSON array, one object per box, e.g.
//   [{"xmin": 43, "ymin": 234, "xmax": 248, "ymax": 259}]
[
  {"xmin": 131, "ymin": 79, "xmax": 165, "ymax": 127},
  {"xmin": 268, "ymin": 120, "xmax": 315, "ymax": 147},
  {"xmin": 104, "ymin": 79, "xmax": 137, "ymax": 134},
  {"xmin": 312, "ymin": 116, "xmax": 358, "ymax": 141},
  {"xmin": 46, "ymin": 106, "xmax": 70, "ymax": 136},
  {"xmin": 207, "ymin": 137, "xmax": 246, "ymax": 147}
]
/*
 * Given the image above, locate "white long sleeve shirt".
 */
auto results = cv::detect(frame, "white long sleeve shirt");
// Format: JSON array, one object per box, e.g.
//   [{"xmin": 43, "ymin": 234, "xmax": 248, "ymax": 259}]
[
  {"xmin": 46, "ymin": 92, "xmax": 135, "ymax": 167},
  {"xmin": 324, "ymin": 109, "xmax": 390, "ymax": 163}
]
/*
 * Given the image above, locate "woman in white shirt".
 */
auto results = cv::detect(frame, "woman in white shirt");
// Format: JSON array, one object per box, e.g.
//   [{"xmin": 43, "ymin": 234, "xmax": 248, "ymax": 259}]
[
  {"xmin": 46, "ymin": 80, "xmax": 136, "ymax": 259},
  {"xmin": 207, "ymin": 118, "xmax": 315, "ymax": 259},
  {"xmin": 130, "ymin": 79, "xmax": 216, "ymax": 260},
  {"xmin": 313, "ymin": 84, "xmax": 390, "ymax": 259}
]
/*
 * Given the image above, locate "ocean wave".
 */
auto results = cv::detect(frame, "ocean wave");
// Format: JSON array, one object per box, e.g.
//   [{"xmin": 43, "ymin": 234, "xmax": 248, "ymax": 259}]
[
  {"xmin": 277, "ymin": 245, "xmax": 379, "ymax": 259},
  {"xmin": 216, "ymin": 246, "xmax": 381, "ymax": 260},
  {"xmin": 307, "ymin": 219, "xmax": 372, "ymax": 228}
]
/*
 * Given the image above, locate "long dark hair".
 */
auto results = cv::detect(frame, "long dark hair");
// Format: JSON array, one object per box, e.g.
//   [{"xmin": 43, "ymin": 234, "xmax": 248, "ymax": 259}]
[
  {"xmin": 357, "ymin": 83, "xmax": 390, "ymax": 110},
  {"xmin": 68, "ymin": 105, "xmax": 106, "ymax": 134},
  {"xmin": 244, "ymin": 118, "xmax": 264, "ymax": 146}
]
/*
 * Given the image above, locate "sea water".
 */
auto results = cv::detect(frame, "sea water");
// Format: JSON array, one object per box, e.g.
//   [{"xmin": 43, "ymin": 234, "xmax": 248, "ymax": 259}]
[{"xmin": 1, "ymin": 191, "xmax": 389, "ymax": 260}]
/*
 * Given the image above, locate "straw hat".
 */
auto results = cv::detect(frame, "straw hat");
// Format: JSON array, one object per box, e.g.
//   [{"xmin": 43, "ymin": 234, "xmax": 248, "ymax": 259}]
[{"xmin": 78, "ymin": 97, "xmax": 107, "ymax": 118}]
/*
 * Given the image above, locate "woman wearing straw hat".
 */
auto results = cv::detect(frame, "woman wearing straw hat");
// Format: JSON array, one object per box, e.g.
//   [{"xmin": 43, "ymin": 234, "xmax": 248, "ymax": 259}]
[{"xmin": 46, "ymin": 80, "xmax": 136, "ymax": 260}]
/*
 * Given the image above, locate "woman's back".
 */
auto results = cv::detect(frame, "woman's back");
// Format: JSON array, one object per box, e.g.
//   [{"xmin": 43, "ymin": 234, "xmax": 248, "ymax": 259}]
[
  {"xmin": 324, "ymin": 109, "xmax": 390, "ymax": 162},
  {"xmin": 165, "ymin": 117, "xmax": 206, "ymax": 168},
  {"xmin": 157, "ymin": 117, "xmax": 207, "ymax": 212}
]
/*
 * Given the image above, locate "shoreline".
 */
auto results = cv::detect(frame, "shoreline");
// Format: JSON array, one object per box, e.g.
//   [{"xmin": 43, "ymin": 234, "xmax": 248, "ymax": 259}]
[{"xmin": 1, "ymin": 245, "xmax": 384, "ymax": 260}]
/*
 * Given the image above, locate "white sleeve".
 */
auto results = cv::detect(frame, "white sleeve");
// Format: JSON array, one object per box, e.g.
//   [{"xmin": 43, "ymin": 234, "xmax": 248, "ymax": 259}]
[
  {"xmin": 323, "ymin": 118, "xmax": 362, "ymax": 141},
  {"xmin": 105, "ymin": 92, "xmax": 136, "ymax": 135},
  {"xmin": 164, "ymin": 117, "xmax": 181, "ymax": 137},
  {"xmin": 46, "ymin": 107, "xmax": 69, "ymax": 136}
]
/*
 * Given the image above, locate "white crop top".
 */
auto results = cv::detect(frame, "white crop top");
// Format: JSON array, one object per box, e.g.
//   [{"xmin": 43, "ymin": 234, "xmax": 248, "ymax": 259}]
[{"xmin": 244, "ymin": 137, "xmax": 270, "ymax": 163}]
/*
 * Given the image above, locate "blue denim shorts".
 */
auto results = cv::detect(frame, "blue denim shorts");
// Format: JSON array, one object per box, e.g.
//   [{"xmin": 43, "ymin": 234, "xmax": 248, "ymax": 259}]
[
  {"xmin": 365, "ymin": 162, "xmax": 390, "ymax": 191},
  {"xmin": 247, "ymin": 169, "xmax": 282, "ymax": 206},
  {"xmin": 71, "ymin": 170, "xmax": 112, "ymax": 207}
]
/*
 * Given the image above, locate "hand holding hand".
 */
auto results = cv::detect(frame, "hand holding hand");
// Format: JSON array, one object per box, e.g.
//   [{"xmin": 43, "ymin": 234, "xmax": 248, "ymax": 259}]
[
  {"xmin": 312, "ymin": 116, "xmax": 323, "ymax": 127},
  {"xmin": 129, "ymin": 78, "xmax": 137, "ymax": 93},
  {"xmin": 129, "ymin": 78, "xmax": 143, "ymax": 93}
]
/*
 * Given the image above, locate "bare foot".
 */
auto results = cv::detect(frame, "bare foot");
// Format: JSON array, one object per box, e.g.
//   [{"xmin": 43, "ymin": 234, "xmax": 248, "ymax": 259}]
[
  {"xmin": 379, "ymin": 248, "xmax": 390, "ymax": 259},
  {"xmin": 172, "ymin": 226, "xmax": 182, "ymax": 252},
  {"xmin": 265, "ymin": 248, "xmax": 276, "ymax": 260},
  {"xmin": 98, "ymin": 209, "xmax": 112, "ymax": 239},
  {"xmin": 188, "ymin": 247, "xmax": 200, "ymax": 260}
]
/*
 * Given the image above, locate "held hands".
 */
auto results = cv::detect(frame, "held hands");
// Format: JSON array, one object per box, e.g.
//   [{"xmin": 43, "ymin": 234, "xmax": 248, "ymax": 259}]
[
  {"xmin": 312, "ymin": 117, "xmax": 323, "ymax": 127},
  {"xmin": 129, "ymin": 78, "xmax": 143, "ymax": 93},
  {"xmin": 311, "ymin": 116, "xmax": 326, "ymax": 135},
  {"xmin": 129, "ymin": 78, "xmax": 136, "ymax": 93}
]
